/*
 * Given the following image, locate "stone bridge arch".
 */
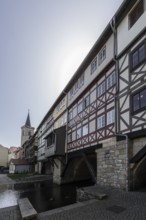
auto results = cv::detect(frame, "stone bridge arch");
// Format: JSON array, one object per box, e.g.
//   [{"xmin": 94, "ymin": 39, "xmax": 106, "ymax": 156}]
[
  {"xmin": 62, "ymin": 152, "xmax": 97, "ymax": 183},
  {"xmin": 132, "ymin": 155, "xmax": 146, "ymax": 190}
]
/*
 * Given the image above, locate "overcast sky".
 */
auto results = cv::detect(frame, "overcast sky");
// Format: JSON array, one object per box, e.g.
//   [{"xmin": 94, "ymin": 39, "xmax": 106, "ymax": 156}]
[{"xmin": 0, "ymin": 0, "xmax": 123, "ymax": 148}]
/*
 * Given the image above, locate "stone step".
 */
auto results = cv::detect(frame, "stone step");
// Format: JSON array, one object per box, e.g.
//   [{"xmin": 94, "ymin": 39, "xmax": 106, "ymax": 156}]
[
  {"xmin": 77, "ymin": 186, "xmax": 107, "ymax": 201},
  {"xmin": 18, "ymin": 197, "xmax": 37, "ymax": 220}
]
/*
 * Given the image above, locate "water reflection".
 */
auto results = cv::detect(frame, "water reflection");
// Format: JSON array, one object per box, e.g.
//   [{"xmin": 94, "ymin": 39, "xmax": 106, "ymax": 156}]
[
  {"xmin": 19, "ymin": 181, "xmax": 77, "ymax": 212},
  {"xmin": 0, "ymin": 179, "xmax": 93, "ymax": 212},
  {"xmin": 0, "ymin": 189, "xmax": 19, "ymax": 208}
]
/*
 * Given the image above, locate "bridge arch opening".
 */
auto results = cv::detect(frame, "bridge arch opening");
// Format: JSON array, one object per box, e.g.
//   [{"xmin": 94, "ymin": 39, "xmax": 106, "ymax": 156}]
[
  {"xmin": 63, "ymin": 153, "xmax": 97, "ymax": 184},
  {"xmin": 132, "ymin": 155, "xmax": 146, "ymax": 190}
]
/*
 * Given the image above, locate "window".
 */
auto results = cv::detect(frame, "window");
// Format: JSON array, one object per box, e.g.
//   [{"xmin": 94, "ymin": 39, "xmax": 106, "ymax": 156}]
[
  {"xmin": 73, "ymin": 107, "xmax": 77, "ymax": 118},
  {"xmin": 107, "ymin": 109, "xmax": 115, "ymax": 125},
  {"xmin": 83, "ymin": 124, "xmax": 88, "ymax": 136},
  {"xmin": 129, "ymin": 0, "xmax": 144, "ymax": 28},
  {"xmin": 98, "ymin": 46, "xmax": 106, "ymax": 65},
  {"xmin": 77, "ymin": 128, "xmax": 82, "ymax": 139},
  {"xmin": 98, "ymin": 81, "xmax": 105, "ymax": 97},
  {"xmin": 91, "ymin": 57, "xmax": 97, "ymax": 74},
  {"xmin": 72, "ymin": 131, "xmax": 76, "ymax": 141},
  {"xmin": 61, "ymin": 116, "xmax": 64, "ymax": 126},
  {"xmin": 74, "ymin": 81, "xmax": 78, "ymax": 94},
  {"xmin": 78, "ymin": 73, "xmax": 84, "ymax": 88},
  {"xmin": 47, "ymin": 133, "xmax": 55, "ymax": 146},
  {"xmin": 97, "ymin": 115, "xmax": 105, "ymax": 129},
  {"xmin": 68, "ymin": 111, "xmax": 73, "ymax": 121},
  {"xmin": 69, "ymin": 73, "xmax": 84, "ymax": 99},
  {"xmin": 56, "ymin": 99, "xmax": 65, "ymax": 112},
  {"xmin": 130, "ymin": 41, "xmax": 146, "ymax": 70},
  {"xmin": 70, "ymin": 88, "xmax": 73, "ymax": 99},
  {"xmin": 107, "ymin": 71, "xmax": 116, "ymax": 89},
  {"xmin": 78, "ymin": 102, "xmax": 83, "ymax": 113},
  {"xmin": 90, "ymin": 89, "xmax": 96, "ymax": 103},
  {"xmin": 68, "ymin": 133, "xmax": 72, "ymax": 143},
  {"xmin": 63, "ymin": 112, "xmax": 67, "ymax": 124},
  {"xmin": 83, "ymin": 95, "xmax": 90, "ymax": 109},
  {"xmin": 132, "ymin": 88, "xmax": 146, "ymax": 112}
]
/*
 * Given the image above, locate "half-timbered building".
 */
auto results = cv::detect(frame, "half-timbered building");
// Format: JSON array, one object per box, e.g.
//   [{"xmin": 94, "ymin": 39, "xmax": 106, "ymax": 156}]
[
  {"xmin": 61, "ymin": 0, "xmax": 146, "ymax": 190},
  {"xmin": 37, "ymin": 92, "xmax": 67, "ymax": 180},
  {"xmin": 60, "ymin": 20, "xmax": 118, "ymax": 185},
  {"xmin": 26, "ymin": 0, "xmax": 146, "ymax": 190},
  {"xmin": 116, "ymin": 0, "xmax": 146, "ymax": 189}
]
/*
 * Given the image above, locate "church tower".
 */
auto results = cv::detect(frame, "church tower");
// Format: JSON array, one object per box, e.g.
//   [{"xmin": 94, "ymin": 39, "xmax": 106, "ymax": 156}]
[{"xmin": 21, "ymin": 112, "xmax": 35, "ymax": 147}]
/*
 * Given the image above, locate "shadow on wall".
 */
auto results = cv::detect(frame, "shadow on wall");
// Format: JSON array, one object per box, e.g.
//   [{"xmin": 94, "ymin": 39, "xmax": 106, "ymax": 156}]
[{"xmin": 132, "ymin": 155, "xmax": 146, "ymax": 190}]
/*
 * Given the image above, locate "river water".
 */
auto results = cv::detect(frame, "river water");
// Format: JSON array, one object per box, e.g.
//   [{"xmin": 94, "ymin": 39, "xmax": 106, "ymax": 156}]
[{"xmin": 0, "ymin": 179, "xmax": 93, "ymax": 213}]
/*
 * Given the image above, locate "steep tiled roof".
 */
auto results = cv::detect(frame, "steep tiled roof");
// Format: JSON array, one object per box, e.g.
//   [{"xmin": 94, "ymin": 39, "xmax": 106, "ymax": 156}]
[
  {"xmin": 25, "ymin": 112, "xmax": 31, "ymax": 127},
  {"xmin": 10, "ymin": 159, "xmax": 29, "ymax": 165},
  {"xmin": 9, "ymin": 146, "xmax": 18, "ymax": 153}
]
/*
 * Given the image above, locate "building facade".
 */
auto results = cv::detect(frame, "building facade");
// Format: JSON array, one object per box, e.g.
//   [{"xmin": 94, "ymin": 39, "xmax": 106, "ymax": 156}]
[
  {"xmin": 23, "ymin": 133, "xmax": 38, "ymax": 173},
  {"xmin": 37, "ymin": 92, "xmax": 67, "ymax": 180},
  {"xmin": 8, "ymin": 146, "xmax": 18, "ymax": 164},
  {"xmin": 116, "ymin": 0, "xmax": 146, "ymax": 189},
  {"xmin": 63, "ymin": 0, "xmax": 146, "ymax": 190},
  {"xmin": 26, "ymin": 0, "xmax": 146, "ymax": 190},
  {"xmin": 0, "ymin": 145, "xmax": 8, "ymax": 168}
]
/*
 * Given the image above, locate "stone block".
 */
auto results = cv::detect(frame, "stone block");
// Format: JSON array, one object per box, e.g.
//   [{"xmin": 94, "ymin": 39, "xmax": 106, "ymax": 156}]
[{"xmin": 18, "ymin": 198, "xmax": 37, "ymax": 220}]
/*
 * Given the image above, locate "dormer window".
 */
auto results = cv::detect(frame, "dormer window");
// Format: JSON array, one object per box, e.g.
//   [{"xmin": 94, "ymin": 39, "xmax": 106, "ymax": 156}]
[{"xmin": 129, "ymin": 0, "xmax": 144, "ymax": 29}]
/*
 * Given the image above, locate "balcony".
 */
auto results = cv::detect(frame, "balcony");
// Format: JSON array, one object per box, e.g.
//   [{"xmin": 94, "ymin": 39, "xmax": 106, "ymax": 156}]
[
  {"xmin": 45, "ymin": 144, "xmax": 55, "ymax": 157},
  {"xmin": 44, "ymin": 126, "xmax": 66, "ymax": 158}
]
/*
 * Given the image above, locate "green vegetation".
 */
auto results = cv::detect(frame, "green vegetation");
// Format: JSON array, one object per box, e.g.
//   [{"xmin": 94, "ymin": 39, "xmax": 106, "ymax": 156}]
[{"xmin": 7, "ymin": 173, "xmax": 37, "ymax": 180}]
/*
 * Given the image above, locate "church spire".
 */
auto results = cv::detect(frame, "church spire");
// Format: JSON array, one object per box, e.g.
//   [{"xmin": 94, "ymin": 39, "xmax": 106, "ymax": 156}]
[{"xmin": 25, "ymin": 111, "xmax": 31, "ymax": 127}]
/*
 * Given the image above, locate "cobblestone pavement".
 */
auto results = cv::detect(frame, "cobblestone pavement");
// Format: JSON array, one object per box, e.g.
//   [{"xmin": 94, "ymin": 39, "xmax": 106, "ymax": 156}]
[
  {"xmin": 0, "ymin": 206, "xmax": 21, "ymax": 220},
  {"xmin": 38, "ymin": 188, "xmax": 146, "ymax": 220}
]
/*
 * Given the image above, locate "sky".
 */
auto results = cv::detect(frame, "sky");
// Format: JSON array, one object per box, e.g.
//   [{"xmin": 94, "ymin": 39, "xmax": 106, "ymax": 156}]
[{"xmin": 0, "ymin": 0, "xmax": 123, "ymax": 148}]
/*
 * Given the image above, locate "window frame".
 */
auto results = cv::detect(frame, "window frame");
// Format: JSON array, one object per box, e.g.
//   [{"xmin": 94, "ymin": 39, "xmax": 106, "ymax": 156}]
[
  {"xmin": 91, "ymin": 57, "xmax": 97, "ymax": 74},
  {"xmin": 98, "ymin": 46, "xmax": 106, "ymax": 65},
  {"xmin": 77, "ymin": 127, "xmax": 82, "ymax": 139},
  {"xmin": 97, "ymin": 81, "xmax": 105, "ymax": 97},
  {"xmin": 68, "ymin": 111, "xmax": 73, "ymax": 121},
  {"xmin": 130, "ymin": 40, "xmax": 146, "ymax": 71},
  {"xmin": 77, "ymin": 101, "xmax": 83, "ymax": 114},
  {"xmin": 68, "ymin": 133, "xmax": 72, "ymax": 143},
  {"xmin": 129, "ymin": 0, "xmax": 144, "ymax": 29},
  {"xmin": 70, "ymin": 88, "xmax": 74, "ymax": 100},
  {"xmin": 107, "ymin": 109, "xmax": 115, "ymax": 125},
  {"xmin": 83, "ymin": 95, "xmax": 90, "ymax": 109},
  {"xmin": 106, "ymin": 71, "xmax": 116, "ymax": 90},
  {"xmin": 82, "ymin": 124, "xmax": 89, "ymax": 136},
  {"xmin": 132, "ymin": 87, "xmax": 146, "ymax": 113},
  {"xmin": 72, "ymin": 106, "xmax": 77, "ymax": 118},
  {"xmin": 97, "ymin": 114, "xmax": 105, "ymax": 129},
  {"xmin": 78, "ymin": 73, "xmax": 84, "ymax": 88}
]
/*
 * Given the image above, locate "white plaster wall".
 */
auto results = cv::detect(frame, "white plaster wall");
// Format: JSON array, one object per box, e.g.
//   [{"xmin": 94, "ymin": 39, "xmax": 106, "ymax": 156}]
[
  {"xmin": 9, "ymin": 164, "xmax": 15, "ymax": 173},
  {"xmin": 68, "ymin": 34, "xmax": 114, "ymax": 107},
  {"xmin": 0, "ymin": 146, "xmax": 8, "ymax": 167},
  {"xmin": 117, "ymin": 3, "xmax": 146, "ymax": 55}
]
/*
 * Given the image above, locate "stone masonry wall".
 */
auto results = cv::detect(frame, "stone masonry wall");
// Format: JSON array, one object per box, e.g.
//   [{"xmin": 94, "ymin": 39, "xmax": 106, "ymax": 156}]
[{"xmin": 96, "ymin": 137, "xmax": 127, "ymax": 190}]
